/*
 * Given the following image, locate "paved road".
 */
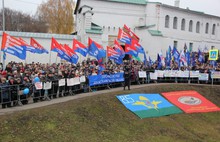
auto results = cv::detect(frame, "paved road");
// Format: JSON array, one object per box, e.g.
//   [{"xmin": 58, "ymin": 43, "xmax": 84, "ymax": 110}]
[{"xmin": 0, "ymin": 83, "xmax": 215, "ymax": 115}]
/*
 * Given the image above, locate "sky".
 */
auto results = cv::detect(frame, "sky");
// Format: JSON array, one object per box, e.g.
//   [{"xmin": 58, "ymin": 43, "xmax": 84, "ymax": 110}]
[{"xmin": 0, "ymin": 0, "xmax": 220, "ymax": 17}]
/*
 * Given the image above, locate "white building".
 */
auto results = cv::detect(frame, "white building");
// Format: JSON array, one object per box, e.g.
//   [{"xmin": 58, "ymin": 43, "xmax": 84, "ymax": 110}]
[{"xmin": 75, "ymin": 0, "xmax": 220, "ymax": 60}]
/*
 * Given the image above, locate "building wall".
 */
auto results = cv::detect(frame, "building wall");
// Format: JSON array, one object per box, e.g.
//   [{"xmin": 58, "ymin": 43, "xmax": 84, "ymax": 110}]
[
  {"xmin": 76, "ymin": 0, "xmax": 220, "ymax": 60},
  {"xmin": 158, "ymin": 4, "xmax": 220, "ymax": 53}
]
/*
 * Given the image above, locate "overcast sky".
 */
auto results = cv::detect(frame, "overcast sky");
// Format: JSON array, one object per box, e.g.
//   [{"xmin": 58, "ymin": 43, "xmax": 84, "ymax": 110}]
[{"xmin": 0, "ymin": 0, "xmax": 220, "ymax": 17}]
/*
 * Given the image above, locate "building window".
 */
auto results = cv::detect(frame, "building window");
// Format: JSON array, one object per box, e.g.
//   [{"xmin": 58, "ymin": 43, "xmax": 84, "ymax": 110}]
[
  {"xmin": 174, "ymin": 41, "xmax": 178, "ymax": 48},
  {"xmin": 196, "ymin": 22, "xmax": 200, "ymax": 33},
  {"xmin": 173, "ymin": 17, "xmax": 178, "ymax": 29},
  {"xmin": 189, "ymin": 20, "xmax": 193, "ymax": 32},
  {"xmin": 212, "ymin": 24, "xmax": 216, "ymax": 35},
  {"xmin": 205, "ymin": 23, "xmax": 209, "ymax": 34},
  {"xmin": 181, "ymin": 19, "xmax": 185, "ymax": 31},
  {"xmin": 165, "ymin": 15, "xmax": 169, "ymax": 28},
  {"xmin": 189, "ymin": 43, "xmax": 193, "ymax": 52}
]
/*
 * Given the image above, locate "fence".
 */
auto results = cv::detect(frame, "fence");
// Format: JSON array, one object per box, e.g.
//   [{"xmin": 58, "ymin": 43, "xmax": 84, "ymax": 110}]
[{"xmin": 1, "ymin": 70, "xmax": 220, "ymax": 109}]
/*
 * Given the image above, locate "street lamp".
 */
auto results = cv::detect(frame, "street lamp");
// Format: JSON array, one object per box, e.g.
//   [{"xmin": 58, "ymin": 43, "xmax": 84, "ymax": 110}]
[{"xmin": 2, "ymin": 0, "xmax": 5, "ymax": 31}]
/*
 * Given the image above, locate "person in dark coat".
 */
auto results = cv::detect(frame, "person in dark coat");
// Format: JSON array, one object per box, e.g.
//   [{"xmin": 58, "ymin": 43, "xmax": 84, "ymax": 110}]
[{"xmin": 123, "ymin": 61, "xmax": 131, "ymax": 90}]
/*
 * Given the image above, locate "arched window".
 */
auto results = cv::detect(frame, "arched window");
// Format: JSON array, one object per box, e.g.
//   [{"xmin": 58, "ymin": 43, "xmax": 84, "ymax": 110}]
[
  {"xmin": 181, "ymin": 19, "xmax": 185, "ymax": 31},
  {"xmin": 212, "ymin": 24, "xmax": 216, "ymax": 35},
  {"xmin": 196, "ymin": 21, "xmax": 200, "ymax": 33},
  {"xmin": 189, "ymin": 20, "xmax": 193, "ymax": 32},
  {"xmin": 173, "ymin": 17, "xmax": 178, "ymax": 29},
  {"xmin": 165, "ymin": 15, "xmax": 169, "ymax": 28},
  {"xmin": 205, "ymin": 23, "xmax": 209, "ymax": 34}
]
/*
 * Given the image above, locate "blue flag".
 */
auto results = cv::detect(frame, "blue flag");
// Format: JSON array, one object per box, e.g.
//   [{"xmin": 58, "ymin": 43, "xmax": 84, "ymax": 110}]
[
  {"xmin": 3, "ymin": 52, "xmax": 6, "ymax": 60},
  {"xmin": 191, "ymin": 52, "xmax": 196, "ymax": 66},
  {"xmin": 88, "ymin": 39, "xmax": 106, "ymax": 60},
  {"xmin": 172, "ymin": 47, "xmax": 180, "ymax": 64},
  {"xmin": 186, "ymin": 51, "xmax": 191, "ymax": 66},
  {"xmin": 149, "ymin": 57, "xmax": 153, "ymax": 67},
  {"xmin": 157, "ymin": 54, "xmax": 162, "ymax": 70},
  {"xmin": 166, "ymin": 50, "xmax": 171, "ymax": 67},
  {"xmin": 198, "ymin": 49, "xmax": 205, "ymax": 63}
]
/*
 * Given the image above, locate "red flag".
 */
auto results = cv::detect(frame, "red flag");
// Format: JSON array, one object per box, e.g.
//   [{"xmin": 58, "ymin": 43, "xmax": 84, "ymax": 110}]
[
  {"xmin": 64, "ymin": 44, "xmax": 76, "ymax": 56},
  {"xmin": 125, "ymin": 42, "xmax": 138, "ymax": 57},
  {"xmin": 72, "ymin": 39, "xmax": 88, "ymax": 57},
  {"xmin": 117, "ymin": 28, "xmax": 131, "ymax": 44},
  {"xmin": 19, "ymin": 37, "xmax": 29, "ymax": 46},
  {"xmin": 30, "ymin": 38, "xmax": 49, "ymax": 54},
  {"xmin": 30, "ymin": 37, "xmax": 44, "ymax": 50},
  {"xmin": 162, "ymin": 91, "xmax": 220, "ymax": 113},
  {"xmin": 88, "ymin": 38, "xmax": 103, "ymax": 49},
  {"xmin": 73, "ymin": 39, "xmax": 87, "ymax": 50},
  {"xmin": 123, "ymin": 24, "xmax": 140, "ymax": 41},
  {"xmin": 1, "ymin": 32, "xmax": 24, "ymax": 50},
  {"xmin": 113, "ymin": 40, "xmax": 125, "ymax": 57},
  {"xmin": 1, "ymin": 32, "xmax": 26, "ymax": 60},
  {"xmin": 107, "ymin": 46, "xmax": 118, "ymax": 57},
  {"xmin": 51, "ymin": 37, "xmax": 62, "ymax": 51}
]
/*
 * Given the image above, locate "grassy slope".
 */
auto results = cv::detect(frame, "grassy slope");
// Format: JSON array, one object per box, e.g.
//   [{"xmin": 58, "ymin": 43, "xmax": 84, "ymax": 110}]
[{"xmin": 0, "ymin": 84, "xmax": 220, "ymax": 142}]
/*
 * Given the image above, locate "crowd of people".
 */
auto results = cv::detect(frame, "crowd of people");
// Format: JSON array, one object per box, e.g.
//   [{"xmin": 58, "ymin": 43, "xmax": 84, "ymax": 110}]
[
  {"xmin": 0, "ymin": 51, "xmax": 220, "ymax": 108},
  {"xmin": 0, "ymin": 58, "xmax": 145, "ymax": 108}
]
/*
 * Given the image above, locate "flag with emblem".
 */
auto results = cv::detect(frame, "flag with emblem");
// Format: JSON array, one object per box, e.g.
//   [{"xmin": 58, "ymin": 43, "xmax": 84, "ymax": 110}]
[{"xmin": 117, "ymin": 94, "xmax": 182, "ymax": 118}]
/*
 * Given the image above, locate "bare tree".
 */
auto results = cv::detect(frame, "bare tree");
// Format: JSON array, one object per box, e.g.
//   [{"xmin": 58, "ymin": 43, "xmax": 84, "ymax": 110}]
[
  {"xmin": 36, "ymin": 0, "xmax": 75, "ymax": 34},
  {"xmin": 0, "ymin": 8, "xmax": 48, "ymax": 33}
]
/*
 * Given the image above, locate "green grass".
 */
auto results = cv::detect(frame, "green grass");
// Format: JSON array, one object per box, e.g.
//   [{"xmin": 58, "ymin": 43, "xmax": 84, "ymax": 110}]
[{"xmin": 0, "ymin": 84, "xmax": 220, "ymax": 142}]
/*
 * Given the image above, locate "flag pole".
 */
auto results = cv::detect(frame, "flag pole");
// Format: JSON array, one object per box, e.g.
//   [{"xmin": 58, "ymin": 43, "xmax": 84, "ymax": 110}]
[
  {"xmin": 2, "ymin": 0, "xmax": 6, "ymax": 69},
  {"xmin": 49, "ymin": 51, "xmax": 51, "ymax": 65}
]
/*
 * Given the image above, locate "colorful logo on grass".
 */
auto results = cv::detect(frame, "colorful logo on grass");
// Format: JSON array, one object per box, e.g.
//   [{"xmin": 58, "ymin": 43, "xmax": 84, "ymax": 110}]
[
  {"xmin": 178, "ymin": 96, "xmax": 201, "ymax": 105},
  {"xmin": 132, "ymin": 96, "xmax": 162, "ymax": 111}
]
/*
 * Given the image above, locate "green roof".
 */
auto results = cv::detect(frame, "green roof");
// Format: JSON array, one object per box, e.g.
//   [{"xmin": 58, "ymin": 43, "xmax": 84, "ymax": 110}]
[
  {"xmin": 85, "ymin": 29, "xmax": 103, "ymax": 34},
  {"xmin": 136, "ymin": 24, "xmax": 156, "ymax": 29},
  {"xmin": 91, "ymin": 23, "xmax": 102, "ymax": 30},
  {"xmin": 85, "ymin": 23, "xmax": 103, "ymax": 34},
  {"xmin": 148, "ymin": 30, "xmax": 163, "ymax": 36},
  {"xmin": 108, "ymin": 0, "xmax": 147, "ymax": 5}
]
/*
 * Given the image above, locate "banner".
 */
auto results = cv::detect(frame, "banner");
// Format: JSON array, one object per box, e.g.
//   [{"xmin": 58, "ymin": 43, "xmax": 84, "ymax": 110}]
[
  {"xmin": 116, "ymin": 94, "xmax": 182, "ymax": 118},
  {"xmin": 138, "ymin": 71, "xmax": 147, "ymax": 78},
  {"xmin": 209, "ymin": 49, "xmax": 218, "ymax": 61},
  {"xmin": 72, "ymin": 77, "xmax": 80, "ymax": 85},
  {"xmin": 35, "ymin": 82, "xmax": 43, "ymax": 90},
  {"xmin": 67, "ymin": 78, "xmax": 75, "ymax": 86},
  {"xmin": 88, "ymin": 73, "xmax": 124, "ymax": 86},
  {"xmin": 59, "ymin": 79, "xmax": 66, "ymax": 86},
  {"xmin": 43, "ymin": 82, "xmax": 52, "ymax": 90},
  {"xmin": 162, "ymin": 90, "xmax": 220, "ymax": 113},
  {"xmin": 163, "ymin": 70, "xmax": 178, "ymax": 77},
  {"xmin": 80, "ymin": 76, "xmax": 86, "ymax": 83},
  {"xmin": 150, "ymin": 72, "xmax": 157, "ymax": 80},
  {"xmin": 155, "ymin": 70, "xmax": 164, "ymax": 78},
  {"xmin": 190, "ymin": 71, "xmax": 200, "ymax": 78},
  {"xmin": 211, "ymin": 71, "xmax": 220, "ymax": 79},
  {"xmin": 177, "ymin": 71, "xmax": 189, "ymax": 78},
  {"xmin": 199, "ymin": 73, "xmax": 209, "ymax": 81}
]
